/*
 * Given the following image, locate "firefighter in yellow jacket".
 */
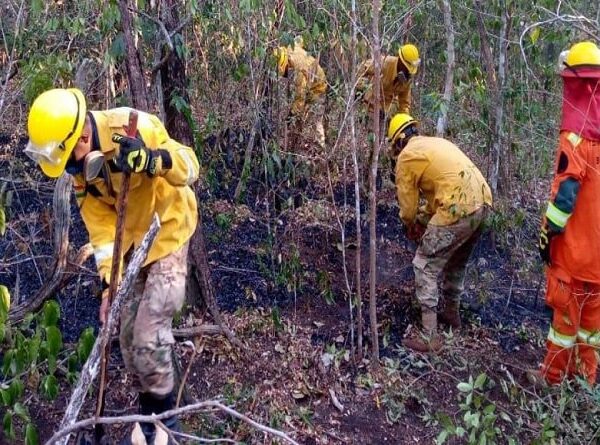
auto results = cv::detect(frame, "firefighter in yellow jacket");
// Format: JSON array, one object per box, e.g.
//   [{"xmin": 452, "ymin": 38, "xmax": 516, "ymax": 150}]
[
  {"xmin": 276, "ymin": 37, "xmax": 327, "ymax": 149},
  {"xmin": 25, "ymin": 88, "xmax": 199, "ymax": 443},
  {"xmin": 357, "ymin": 44, "xmax": 420, "ymax": 115},
  {"xmin": 389, "ymin": 114, "xmax": 492, "ymax": 352}
]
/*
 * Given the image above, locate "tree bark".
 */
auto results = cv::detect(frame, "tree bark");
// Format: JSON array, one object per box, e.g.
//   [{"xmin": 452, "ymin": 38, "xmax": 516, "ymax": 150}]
[
  {"xmin": 118, "ymin": 0, "xmax": 149, "ymax": 110},
  {"xmin": 350, "ymin": 0, "xmax": 363, "ymax": 362},
  {"xmin": 368, "ymin": 0, "xmax": 382, "ymax": 365},
  {"xmin": 436, "ymin": 0, "xmax": 455, "ymax": 137},
  {"xmin": 159, "ymin": 0, "xmax": 193, "ymax": 145}
]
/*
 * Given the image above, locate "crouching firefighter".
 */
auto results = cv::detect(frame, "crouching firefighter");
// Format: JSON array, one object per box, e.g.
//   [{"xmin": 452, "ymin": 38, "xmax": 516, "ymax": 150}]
[
  {"xmin": 527, "ymin": 41, "xmax": 600, "ymax": 388},
  {"xmin": 26, "ymin": 88, "xmax": 200, "ymax": 443},
  {"xmin": 388, "ymin": 113, "xmax": 492, "ymax": 352}
]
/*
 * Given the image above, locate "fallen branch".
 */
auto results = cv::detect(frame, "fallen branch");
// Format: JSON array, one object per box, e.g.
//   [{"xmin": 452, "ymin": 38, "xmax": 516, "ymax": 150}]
[
  {"xmin": 46, "ymin": 400, "xmax": 300, "ymax": 445},
  {"xmin": 172, "ymin": 324, "xmax": 222, "ymax": 338},
  {"xmin": 55, "ymin": 214, "xmax": 161, "ymax": 445}
]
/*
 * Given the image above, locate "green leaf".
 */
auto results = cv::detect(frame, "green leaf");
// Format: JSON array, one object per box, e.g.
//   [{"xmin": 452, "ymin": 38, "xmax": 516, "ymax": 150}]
[
  {"xmin": 45, "ymin": 326, "xmax": 63, "ymax": 356},
  {"xmin": 13, "ymin": 402, "xmax": 29, "ymax": 421},
  {"xmin": 9, "ymin": 379, "xmax": 23, "ymax": 402},
  {"xmin": 0, "ymin": 208, "xmax": 6, "ymax": 236},
  {"xmin": 457, "ymin": 382, "xmax": 472, "ymax": 393},
  {"xmin": 3, "ymin": 410, "xmax": 14, "ymax": 440},
  {"xmin": 474, "ymin": 373, "xmax": 487, "ymax": 390},
  {"xmin": 41, "ymin": 375, "xmax": 59, "ymax": 400},
  {"xmin": 25, "ymin": 423, "xmax": 39, "ymax": 445},
  {"xmin": 77, "ymin": 327, "xmax": 95, "ymax": 363},
  {"xmin": 0, "ymin": 285, "xmax": 10, "ymax": 318},
  {"xmin": 42, "ymin": 301, "xmax": 60, "ymax": 327},
  {"xmin": 436, "ymin": 430, "xmax": 448, "ymax": 445},
  {"xmin": 0, "ymin": 388, "xmax": 11, "ymax": 406},
  {"xmin": 530, "ymin": 27, "xmax": 540, "ymax": 45}
]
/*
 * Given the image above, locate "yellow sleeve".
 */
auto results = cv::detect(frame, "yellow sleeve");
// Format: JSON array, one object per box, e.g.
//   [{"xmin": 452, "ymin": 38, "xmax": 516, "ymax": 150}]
[
  {"xmin": 76, "ymin": 182, "xmax": 117, "ymax": 284},
  {"xmin": 396, "ymin": 81, "xmax": 411, "ymax": 114},
  {"xmin": 292, "ymin": 71, "xmax": 308, "ymax": 116},
  {"xmin": 395, "ymin": 147, "xmax": 429, "ymax": 226},
  {"xmin": 143, "ymin": 114, "xmax": 200, "ymax": 187},
  {"xmin": 157, "ymin": 139, "xmax": 200, "ymax": 187}
]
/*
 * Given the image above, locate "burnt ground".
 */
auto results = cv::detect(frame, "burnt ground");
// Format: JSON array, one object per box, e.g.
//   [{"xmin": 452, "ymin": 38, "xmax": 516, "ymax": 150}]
[{"xmin": 0, "ymin": 132, "xmax": 586, "ymax": 444}]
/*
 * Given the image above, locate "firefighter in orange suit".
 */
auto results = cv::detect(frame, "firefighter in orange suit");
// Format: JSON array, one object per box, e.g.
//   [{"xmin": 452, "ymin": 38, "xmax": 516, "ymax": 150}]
[{"xmin": 527, "ymin": 41, "xmax": 600, "ymax": 387}]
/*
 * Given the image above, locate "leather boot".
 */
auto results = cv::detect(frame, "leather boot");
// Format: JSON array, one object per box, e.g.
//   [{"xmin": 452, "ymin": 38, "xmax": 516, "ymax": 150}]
[
  {"xmin": 403, "ymin": 308, "xmax": 442, "ymax": 353},
  {"xmin": 439, "ymin": 300, "xmax": 462, "ymax": 330},
  {"xmin": 132, "ymin": 392, "xmax": 179, "ymax": 445}
]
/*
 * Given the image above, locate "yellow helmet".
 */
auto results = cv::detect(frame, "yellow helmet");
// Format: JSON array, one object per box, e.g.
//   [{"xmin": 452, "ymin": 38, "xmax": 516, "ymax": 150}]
[
  {"xmin": 398, "ymin": 44, "xmax": 420, "ymax": 75},
  {"xmin": 26, "ymin": 88, "xmax": 86, "ymax": 178},
  {"xmin": 388, "ymin": 113, "xmax": 417, "ymax": 144},
  {"xmin": 564, "ymin": 41, "xmax": 600, "ymax": 67},
  {"xmin": 274, "ymin": 46, "xmax": 289, "ymax": 76}
]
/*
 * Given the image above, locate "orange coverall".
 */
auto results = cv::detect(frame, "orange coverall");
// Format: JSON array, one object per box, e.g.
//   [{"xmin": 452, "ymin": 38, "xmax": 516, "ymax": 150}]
[{"xmin": 541, "ymin": 67, "xmax": 600, "ymax": 385}]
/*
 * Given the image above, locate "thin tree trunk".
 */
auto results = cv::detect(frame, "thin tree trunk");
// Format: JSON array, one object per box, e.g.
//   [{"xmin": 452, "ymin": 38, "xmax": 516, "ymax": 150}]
[
  {"xmin": 348, "ymin": 0, "xmax": 363, "ymax": 362},
  {"xmin": 436, "ymin": 0, "xmax": 455, "ymax": 137},
  {"xmin": 368, "ymin": 0, "xmax": 381, "ymax": 365},
  {"xmin": 118, "ymin": 0, "xmax": 149, "ymax": 110},
  {"xmin": 159, "ymin": 1, "xmax": 193, "ymax": 145},
  {"xmin": 491, "ymin": 1, "xmax": 509, "ymax": 195},
  {"xmin": 473, "ymin": 0, "xmax": 501, "ymax": 192}
]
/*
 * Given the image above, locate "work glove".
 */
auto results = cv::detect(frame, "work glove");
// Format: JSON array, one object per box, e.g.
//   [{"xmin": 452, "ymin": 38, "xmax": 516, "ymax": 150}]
[
  {"xmin": 539, "ymin": 224, "xmax": 558, "ymax": 265},
  {"xmin": 112, "ymin": 134, "xmax": 162, "ymax": 177}
]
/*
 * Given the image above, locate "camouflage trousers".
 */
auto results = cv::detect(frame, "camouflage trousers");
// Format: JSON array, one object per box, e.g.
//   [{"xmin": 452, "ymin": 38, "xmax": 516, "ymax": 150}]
[
  {"xmin": 412, "ymin": 208, "xmax": 487, "ymax": 310},
  {"xmin": 119, "ymin": 242, "xmax": 189, "ymax": 397}
]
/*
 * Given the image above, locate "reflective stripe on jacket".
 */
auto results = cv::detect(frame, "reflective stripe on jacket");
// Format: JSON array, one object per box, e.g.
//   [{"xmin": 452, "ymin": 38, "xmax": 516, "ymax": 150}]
[
  {"xmin": 548, "ymin": 132, "xmax": 600, "ymax": 283},
  {"xmin": 358, "ymin": 55, "xmax": 411, "ymax": 114},
  {"xmin": 395, "ymin": 136, "xmax": 492, "ymax": 227},
  {"xmin": 74, "ymin": 108, "xmax": 199, "ymax": 283}
]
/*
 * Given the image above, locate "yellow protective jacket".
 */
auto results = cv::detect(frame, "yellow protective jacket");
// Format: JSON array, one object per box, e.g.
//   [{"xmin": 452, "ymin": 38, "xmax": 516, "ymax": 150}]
[
  {"xmin": 73, "ymin": 108, "xmax": 199, "ymax": 284},
  {"xmin": 286, "ymin": 45, "xmax": 327, "ymax": 116},
  {"xmin": 358, "ymin": 55, "xmax": 411, "ymax": 114},
  {"xmin": 395, "ymin": 136, "xmax": 492, "ymax": 227}
]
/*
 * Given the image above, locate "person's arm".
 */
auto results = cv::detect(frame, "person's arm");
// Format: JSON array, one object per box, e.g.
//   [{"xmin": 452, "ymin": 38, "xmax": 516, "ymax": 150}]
[
  {"xmin": 396, "ymin": 81, "xmax": 411, "ymax": 114},
  {"xmin": 539, "ymin": 132, "xmax": 586, "ymax": 263},
  {"xmin": 114, "ymin": 113, "xmax": 200, "ymax": 187},
  {"xmin": 75, "ymin": 178, "xmax": 117, "ymax": 285},
  {"xmin": 395, "ymin": 147, "xmax": 429, "ymax": 227},
  {"xmin": 291, "ymin": 71, "xmax": 308, "ymax": 117}
]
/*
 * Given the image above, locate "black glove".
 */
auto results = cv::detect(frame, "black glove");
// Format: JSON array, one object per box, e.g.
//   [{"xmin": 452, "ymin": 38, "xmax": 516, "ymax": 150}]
[
  {"xmin": 539, "ymin": 224, "xmax": 557, "ymax": 265},
  {"xmin": 112, "ymin": 134, "xmax": 165, "ymax": 177}
]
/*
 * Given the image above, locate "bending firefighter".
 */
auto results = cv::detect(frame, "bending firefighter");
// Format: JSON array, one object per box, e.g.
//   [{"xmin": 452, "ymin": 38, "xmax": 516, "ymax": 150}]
[
  {"xmin": 26, "ymin": 88, "xmax": 200, "ymax": 443},
  {"xmin": 275, "ymin": 36, "xmax": 327, "ymax": 149},
  {"xmin": 389, "ymin": 114, "xmax": 492, "ymax": 352},
  {"xmin": 528, "ymin": 42, "xmax": 600, "ymax": 387},
  {"xmin": 357, "ymin": 44, "xmax": 420, "ymax": 115}
]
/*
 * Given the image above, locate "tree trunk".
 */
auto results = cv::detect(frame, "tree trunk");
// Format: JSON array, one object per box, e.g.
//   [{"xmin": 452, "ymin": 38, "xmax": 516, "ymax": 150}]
[
  {"xmin": 368, "ymin": 0, "xmax": 381, "ymax": 365},
  {"xmin": 435, "ymin": 0, "xmax": 455, "ymax": 137},
  {"xmin": 118, "ymin": 0, "xmax": 149, "ymax": 110},
  {"xmin": 350, "ymin": 0, "xmax": 364, "ymax": 362},
  {"xmin": 159, "ymin": 0, "xmax": 193, "ymax": 145}
]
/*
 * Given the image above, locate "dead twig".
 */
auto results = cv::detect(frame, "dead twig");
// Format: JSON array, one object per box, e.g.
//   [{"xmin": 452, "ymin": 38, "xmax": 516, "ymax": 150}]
[{"xmin": 46, "ymin": 399, "xmax": 300, "ymax": 445}]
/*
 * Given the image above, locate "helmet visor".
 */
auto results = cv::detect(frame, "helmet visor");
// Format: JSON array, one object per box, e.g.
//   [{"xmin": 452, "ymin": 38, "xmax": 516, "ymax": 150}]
[{"xmin": 24, "ymin": 140, "xmax": 66, "ymax": 165}]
